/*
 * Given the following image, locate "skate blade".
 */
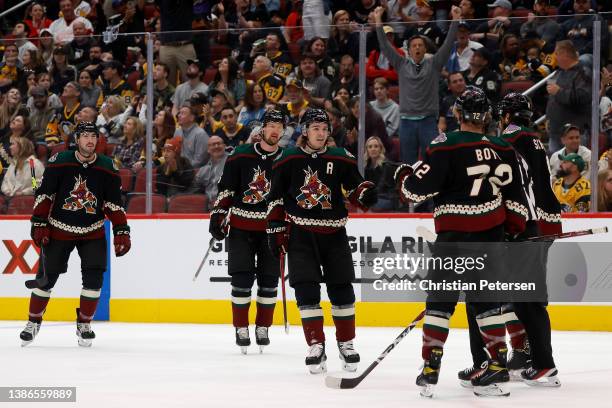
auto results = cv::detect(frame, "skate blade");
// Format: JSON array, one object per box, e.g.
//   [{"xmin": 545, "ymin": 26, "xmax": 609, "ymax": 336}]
[
  {"xmin": 420, "ymin": 384, "xmax": 435, "ymax": 398},
  {"xmin": 21, "ymin": 340, "xmax": 33, "ymax": 347},
  {"xmin": 459, "ymin": 380, "xmax": 473, "ymax": 388},
  {"xmin": 78, "ymin": 338, "xmax": 93, "ymax": 347},
  {"xmin": 509, "ymin": 369, "xmax": 525, "ymax": 381},
  {"xmin": 240, "ymin": 346, "xmax": 248, "ymax": 355},
  {"xmin": 524, "ymin": 376, "xmax": 561, "ymax": 387},
  {"xmin": 308, "ymin": 361, "xmax": 327, "ymax": 375},
  {"xmin": 342, "ymin": 362, "xmax": 358, "ymax": 372},
  {"xmin": 258, "ymin": 345, "xmax": 266, "ymax": 354},
  {"xmin": 473, "ymin": 384, "xmax": 510, "ymax": 397}
]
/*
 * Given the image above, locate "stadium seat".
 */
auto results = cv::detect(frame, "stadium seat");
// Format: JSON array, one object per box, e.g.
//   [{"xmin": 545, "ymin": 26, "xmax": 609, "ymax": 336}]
[
  {"xmin": 106, "ymin": 143, "xmax": 117, "ymax": 156},
  {"xmin": 388, "ymin": 86, "xmax": 400, "ymax": 104},
  {"xmin": 6, "ymin": 195, "xmax": 35, "ymax": 215},
  {"xmin": 119, "ymin": 168, "xmax": 135, "ymax": 193},
  {"xmin": 167, "ymin": 194, "xmax": 208, "ymax": 213},
  {"xmin": 35, "ymin": 144, "xmax": 48, "ymax": 162},
  {"xmin": 390, "ymin": 137, "xmax": 401, "ymax": 162},
  {"xmin": 0, "ymin": 194, "xmax": 6, "ymax": 214},
  {"xmin": 203, "ymin": 68, "xmax": 218, "ymax": 85},
  {"xmin": 500, "ymin": 80, "xmax": 535, "ymax": 97},
  {"xmin": 288, "ymin": 43, "xmax": 302, "ymax": 65},
  {"xmin": 126, "ymin": 193, "xmax": 166, "ymax": 214},
  {"xmin": 210, "ymin": 44, "xmax": 230, "ymax": 63},
  {"xmin": 133, "ymin": 167, "xmax": 158, "ymax": 193},
  {"xmin": 50, "ymin": 143, "xmax": 67, "ymax": 157}
]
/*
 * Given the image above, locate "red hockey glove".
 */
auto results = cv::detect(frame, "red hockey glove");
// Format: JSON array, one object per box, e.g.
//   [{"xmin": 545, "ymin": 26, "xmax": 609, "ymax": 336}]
[
  {"xmin": 30, "ymin": 216, "xmax": 50, "ymax": 247},
  {"xmin": 209, "ymin": 210, "xmax": 229, "ymax": 241},
  {"xmin": 267, "ymin": 222, "xmax": 288, "ymax": 258},
  {"xmin": 113, "ymin": 225, "xmax": 131, "ymax": 257}
]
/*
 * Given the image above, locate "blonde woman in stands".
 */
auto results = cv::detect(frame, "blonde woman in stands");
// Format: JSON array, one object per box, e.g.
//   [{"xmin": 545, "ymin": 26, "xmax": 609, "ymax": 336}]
[
  {"xmin": 1, "ymin": 136, "xmax": 44, "ymax": 197},
  {"xmin": 597, "ymin": 169, "xmax": 612, "ymax": 212}
]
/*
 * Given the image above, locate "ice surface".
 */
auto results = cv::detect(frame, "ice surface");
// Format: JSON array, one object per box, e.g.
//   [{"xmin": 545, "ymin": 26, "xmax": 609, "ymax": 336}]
[{"xmin": 1, "ymin": 322, "xmax": 610, "ymax": 408}]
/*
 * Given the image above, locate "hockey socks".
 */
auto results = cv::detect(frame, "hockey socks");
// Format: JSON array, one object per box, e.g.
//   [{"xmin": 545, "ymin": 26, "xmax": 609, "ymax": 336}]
[
  {"xmin": 78, "ymin": 289, "xmax": 101, "ymax": 323},
  {"xmin": 231, "ymin": 286, "xmax": 251, "ymax": 327},
  {"xmin": 255, "ymin": 286, "xmax": 277, "ymax": 327},
  {"xmin": 476, "ymin": 310, "xmax": 507, "ymax": 361},
  {"xmin": 28, "ymin": 288, "xmax": 52, "ymax": 322},
  {"xmin": 299, "ymin": 305, "xmax": 325, "ymax": 345},
  {"xmin": 331, "ymin": 304, "xmax": 355, "ymax": 342},
  {"xmin": 502, "ymin": 310, "xmax": 527, "ymax": 350},
  {"xmin": 421, "ymin": 311, "xmax": 450, "ymax": 360}
]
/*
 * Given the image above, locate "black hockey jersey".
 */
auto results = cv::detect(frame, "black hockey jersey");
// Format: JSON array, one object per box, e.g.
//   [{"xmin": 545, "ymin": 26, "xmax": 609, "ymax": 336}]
[
  {"xmin": 399, "ymin": 131, "xmax": 529, "ymax": 234},
  {"xmin": 32, "ymin": 151, "xmax": 127, "ymax": 240},
  {"xmin": 45, "ymin": 102, "xmax": 81, "ymax": 145},
  {"xmin": 214, "ymin": 143, "xmax": 282, "ymax": 231},
  {"xmin": 500, "ymin": 124, "xmax": 562, "ymax": 235},
  {"xmin": 267, "ymin": 146, "xmax": 370, "ymax": 233}
]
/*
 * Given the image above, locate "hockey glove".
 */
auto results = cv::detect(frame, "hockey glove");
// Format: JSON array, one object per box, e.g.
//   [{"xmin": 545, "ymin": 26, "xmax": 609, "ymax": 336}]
[
  {"xmin": 113, "ymin": 225, "xmax": 131, "ymax": 257},
  {"xmin": 267, "ymin": 222, "xmax": 288, "ymax": 258},
  {"xmin": 358, "ymin": 184, "xmax": 378, "ymax": 208},
  {"xmin": 393, "ymin": 163, "xmax": 414, "ymax": 184},
  {"xmin": 209, "ymin": 210, "xmax": 229, "ymax": 241},
  {"xmin": 30, "ymin": 216, "xmax": 50, "ymax": 247}
]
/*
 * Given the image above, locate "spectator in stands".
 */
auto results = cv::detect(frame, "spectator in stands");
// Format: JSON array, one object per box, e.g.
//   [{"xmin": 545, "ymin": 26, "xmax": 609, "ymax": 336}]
[
  {"xmin": 200, "ymin": 90, "xmax": 231, "ymax": 133},
  {"xmin": 251, "ymin": 55, "xmax": 285, "ymax": 104},
  {"xmin": 208, "ymin": 57, "xmax": 246, "ymax": 109},
  {"xmin": 171, "ymin": 59, "xmax": 209, "ymax": 117},
  {"xmin": 383, "ymin": 0, "xmax": 416, "ymax": 38},
  {"xmin": 1, "ymin": 136, "xmax": 43, "ymax": 197},
  {"xmin": 352, "ymin": 0, "xmax": 381, "ymax": 25},
  {"xmin": 370, "ymin": 77, "xmax": 400, "ymax": 139},
  {"xmin": 546, "ymin": 40, "xmax": 592, "ymax": 153},
  {"xmin": 283, "ymin": 0, "xmax": 304, "ymax": 44},
  {"xmin": 49, "ymin": 46, "xmax": 77, "ymax": 95},
  {"xmin": 549, "ymin": 123, "xmax": 592, "ymax": 181},
  {"xmin": 330, "ymin": 54, "xmax": 359, "ymax": 99},
  {"xmin": 438, "ymin": 72, "xmax": 467, "ymax": 133},
  {"xmin": 7, "ymin": 114, "xmax": 32, "ymax": 141},
  {"xmin": 364, "ymin": 136, "xmax": 397, "ymax": 211},
  {"xmin": 238, "ymin": 83, "xmax": 267, "ymax": 128},
  {"xmin": 445, "ymin": 22, "xmax": 483, "ymax": 75},
  {"xmin": 295, "ymin": 53, "xmax": 331, "ymax": 108},
  {"xmin": 402, "ymin": 0, "xmax": 443, "ymax": 49},
  {"xmin": 496, "ymin": 34, "xmax": 529, "ymax": 81},
  {"xmin": 31, "ymin": 72, "xmax": 62, "ymax": 110},
  {"xmin": 77, "ymin": 43, "xmax": 103, "ymax": 75},
  {"xmin": 553, "ymin": 153, "xmax": 591, "ymax": 212},
  {"xmin": 101, "ymin": 60, "xmax": 135, "ymax": 106},
  {"xmin": 133, "ymin": 108, "xmax": 177, "ymax": 171},
  {"xmin": 346, "ymin": 95, "xmax": 390, "ymax": 152},
  {"xmin": 48, "ymin": 0, "xmax": 93, "ymax": 44},
  {"xmin": 261, "ymin": 32, "xmax": 293, "ymax": 79},
  {"xmin": 597, "ymin": 169, "xmax": 612, "ymax": 211},
  {"xmin": 282, "ymin": 80, "xmax": 310, "ymax": 125},
  {"xmin": 0, "ymin": 44, "xmax": 23, "ymax": 94},
  {"xmin": 97, "ymin": 95, "xmax": 131, "ymax": 144},
  {"xmin": 24, "ymin": 2, "xmax": 53, "ymax": 42},
  {"xmin": 327, "ymin": 107, "xmax": 348, "ymax": 149},
  {"xmin": 463, "ymin": 47, "xmax": 501, "ymax": 103},
  {"xmin": 151, "ymin": 62, "xmax": 175, "ymax": 113},
  {"xmin": 374, "ymin": 5, "xmax": 460, "ymax": 164},
  {"xmin": 13, "ymin": 21, "xmax": 38, "ymax": 63},
  {"xmin": 521, "ymin": 0, "xmax": 560, "ymax": 44},
  {"xmin": 175, "ymin": 105, "xmax": 209, "ymax": 168},
  {"xmin": 78, "ymin": 69, "xmax": 102, "ymax": 109},
  {"xmin": 303, "ymin": 0, "xmax": 332, "ymax": 40},
  {"xmin": 158, "ymin": 0, "xmax": 197, "ymax": 87},
  {"xmin": 367, "ymin": 26, "xmax": 403, "ymax": 84},
  {"xmin": 560, "ymin": 0, "xmax": 606, "ymax": 69},
  {"xmin": 28, "ymin": 86, "xmax": 55, "ymax": 143},
  {"xmin": 114, "ymin": 117, "xmax": 145, "ymax": 169},
  {"xmin": 458, "ymin": 0, "xmax": 478, "ymax": 31},
  {"xmin": 0, "ymin": 88, "xmax": 26, "ymax": 134},
  {"xmin": 192, "ymin": 136, "xmax": 228, "ymax": 207},
  {"xmin": 214, "ymin": 105, "xmax": 250, "ymax": 148},
  {"xmin": 327, "ymin": 83, "xmax": 352, "ymax": 115},
  {"xmin": 21, "ymin": 49, "xmax": 45, "ymax": 75},
  {"xmin": 474, "ymin": 0, "xmax": 521, "ymax": 51},
  {"xmin": 328, "ymin": 10, "xmax": 359, "ymax": 63},
  {"xmin": 306, "ymin": 37, "xmax": 338, "ymax": 81},
  {"xmin": 156, "ymin": 137, "xmax": 194, "ymax": 197},
  {"xmin": 39, "ymin": 29, "xmax": 55, "ymax": 68},
  {"xmin": 69, "ymin": 19, "xmax": 92, "ymax": 67}
]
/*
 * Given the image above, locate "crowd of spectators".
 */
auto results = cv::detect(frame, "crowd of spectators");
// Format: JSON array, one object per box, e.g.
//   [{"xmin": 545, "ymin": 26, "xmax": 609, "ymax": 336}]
[{"xmin": 0, "ymin": 0, "xmax": 611, "ymax": 214}]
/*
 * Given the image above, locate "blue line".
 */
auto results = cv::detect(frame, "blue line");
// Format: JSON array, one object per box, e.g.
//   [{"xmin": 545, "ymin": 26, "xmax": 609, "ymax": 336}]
[{"xmin": 94, "ymin": 220, "xmax": 111, "ymax": 321}]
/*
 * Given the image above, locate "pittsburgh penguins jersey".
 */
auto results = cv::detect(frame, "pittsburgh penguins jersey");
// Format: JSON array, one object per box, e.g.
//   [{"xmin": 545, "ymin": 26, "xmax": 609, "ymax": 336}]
[
  {"xmin": 32, "ymin": 151, "xmax": 127, "ymax": 240},
  {"xmin": 267, "ymin": 146, "xmax": 370, "ymax": 233},
  {"xmin": 500, "ymin": 124, "xmax": 562, "ymax": 235},
  {"xmin": 256, "ymin": 73, "xmax": 285, "ymax": 104},
  {"xmin": 552, "ymin": 176, "xmax": 591, "ymax": 213},
  {"xmin": 102, "ymin": 79, "xmax": 135, "ymax": 106},
  {"xmin": 269, "ymin": 51, "xmax": 294, "ymax": 79},
  {"xmin": 45, "ymin": 102, "xmax": 81, "ymax": 145},
  {"xmin": 400, "ymin": 131, "xmax": 529, "ymax": 234},
  {"xmin": 213, "ymin": 143, "xmax": 283, "ymax": 231}
]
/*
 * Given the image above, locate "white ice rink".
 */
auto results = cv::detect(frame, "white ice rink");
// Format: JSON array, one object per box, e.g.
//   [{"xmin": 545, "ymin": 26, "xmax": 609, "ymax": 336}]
[{"xmin": 0, "ymin": 322, "xmax": 610, "ymax": 408}]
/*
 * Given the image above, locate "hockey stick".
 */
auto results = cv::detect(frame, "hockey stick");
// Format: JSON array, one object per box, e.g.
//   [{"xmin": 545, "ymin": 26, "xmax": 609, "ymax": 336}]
[
  {"xmin": 25, "ymin": 158, "xmax": 49, "ymax": 290},
  {"xmin": 279, "ymin": 251, "xmax": 289, "ymax": 334},
  {"xmin": 325, "ymin": 310, "xmax": 426, "ymax": 389},
  {"xmin": 525, "ymin": 226, "xmax": 609, "ymax": 241},
  {"xmin": 193, "ymin": 210, "xmax": 232, "ymax": 282}
]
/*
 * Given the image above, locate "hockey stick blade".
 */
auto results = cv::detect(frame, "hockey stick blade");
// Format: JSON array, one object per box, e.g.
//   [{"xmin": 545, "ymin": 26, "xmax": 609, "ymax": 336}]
[
  {"xmin": 325, "ymin": 310, "xmax": 425, "ymax": 389},
  {"xmin": 193, "ymin": 237, "xmax": 216, "ymax": 282},
  {"xmin": 526, "ymin": 226, "xmax": 609, "ymax": 242}
]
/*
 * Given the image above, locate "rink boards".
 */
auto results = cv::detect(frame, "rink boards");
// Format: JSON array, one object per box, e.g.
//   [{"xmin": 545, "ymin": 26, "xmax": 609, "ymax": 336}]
[{"xmin": 1, "ymin": 214, "xmax": 612, "ymax": 331}]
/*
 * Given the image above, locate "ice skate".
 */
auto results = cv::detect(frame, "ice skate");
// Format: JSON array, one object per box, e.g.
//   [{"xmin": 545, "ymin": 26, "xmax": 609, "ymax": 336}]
[
  {"xmin": 76, "ymin": 322, "xmax": 95, "ymax": 347},
  {"xmin": 20, "ymin": 321, "xmax": 41, "ymax": 347},
  {"xmin": 521, "ymin": 367, "xmax": 561, "ymax": 387},
  {"xmin": 255, "ymin": 326, "xmax": 269, "ymax": 353},
  {"xmin": 305, "ymin": 342, "xmax": 327, "ymax": 374},
  {"xmin": 416, "ymin": 348, "xmax": 443, "ymax": 398},
  {"xmin": 235, "ymin": 327, "xmax": 250, "ymax": 354},
  {"xmin": 337, "ymin": 340, "xmax": 360, "ymax": 372},
  {"xmin": 507, "ymin": 340, "xmax": 531, "ymax": 380},
  {"xmin": 457, "ymin": 364, "xmax": 486, "ymax": 388},
  {"xmin": 471, "ymin": 359, "xmax": 510, "ymax": 397}
]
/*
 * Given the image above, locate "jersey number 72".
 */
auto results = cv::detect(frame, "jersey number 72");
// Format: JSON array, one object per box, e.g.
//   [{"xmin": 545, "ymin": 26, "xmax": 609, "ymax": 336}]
[{"xmin": 466, "ymin": 164, "xmax": 512, "ymax": 196}]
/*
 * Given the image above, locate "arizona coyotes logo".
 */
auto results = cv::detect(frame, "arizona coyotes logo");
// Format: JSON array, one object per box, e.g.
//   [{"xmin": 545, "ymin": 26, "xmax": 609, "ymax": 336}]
[
  {"xmin": 297, "ymin": 167, "xmax": 332, "ymax": 210},
  {"xmin": 242, "ymin": 167, "xmax": 270, "ymax": 204},
  {"xmin": 63, "ymin": 175, "xmax": 97, "ymax": 214}
]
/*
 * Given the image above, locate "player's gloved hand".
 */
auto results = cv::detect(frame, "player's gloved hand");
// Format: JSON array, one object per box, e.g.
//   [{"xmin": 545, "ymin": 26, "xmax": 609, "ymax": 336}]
[
  {"xmin": 209, "ymin": 210, "xmax": 229, "ymax": 241},
  {"xmin": 113, "ymin": 225, "xmax": 131, "ymax": 257},
  {"xmin": 358, "ymin": 183, "xmax": 378, "ymax": 208},
  {"xmin": 267, "ymin": 222, "xmax": 288, "ymax": 258},
  {"xmin": 30, "ymin": 216, "xmax": 50, "ymax": 247},
  {"xmin": 393, "ymin": 163, "xmax": 414, "ymax": 184}
]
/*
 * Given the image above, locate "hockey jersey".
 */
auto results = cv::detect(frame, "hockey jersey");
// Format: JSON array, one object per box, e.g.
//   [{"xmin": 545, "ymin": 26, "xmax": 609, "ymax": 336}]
[
  {"xmin": 400, "ymin": 131, "xmax": 529, "ymax": 234},
  {"xmin": 214, "ymin": 143, "xmax": 283, "ymax": 231},
  {"xmin": 500, "ymin": 124, "xmax": 562, "ymax": 235},
  {"xmin": 552, "ymin": 176, "xmax": 591, "ymax": 213},
  {"xmin": 267, "ymin": 146, "xmax": 370, "ymax": 233},
  {"xmin": 32, "ymin": 151, "xmax": 128, "ymax": 240},
  {"xmin": 45, "ymin": 102, "xmax": 81, "ymax": 145}
]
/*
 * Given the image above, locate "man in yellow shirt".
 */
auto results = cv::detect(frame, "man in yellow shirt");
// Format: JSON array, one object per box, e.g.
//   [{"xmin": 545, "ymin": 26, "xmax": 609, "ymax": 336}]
[{"xmin": 552, "ymin": 153, "xmax": 591, "ymax": 212}]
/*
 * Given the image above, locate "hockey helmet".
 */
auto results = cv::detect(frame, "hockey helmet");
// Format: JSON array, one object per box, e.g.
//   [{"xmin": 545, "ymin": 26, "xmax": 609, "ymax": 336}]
[
  {"xmin": 497, "ymin": 92, "xmax": 533, "ymax": 123},
  {"xmin": 300, "ymin": 108, "xmax": 331, "ymax": 132},
  {"xmin": 262, "ymin": 109, "xmax": 287, "ymax": 127},
  {"xmin": 74, "ymin": 121, "xmax": 99, "ymax": 140},
  {"xmin": 454, "ymin": 86, "xmax": 491, "ymax": 123}
]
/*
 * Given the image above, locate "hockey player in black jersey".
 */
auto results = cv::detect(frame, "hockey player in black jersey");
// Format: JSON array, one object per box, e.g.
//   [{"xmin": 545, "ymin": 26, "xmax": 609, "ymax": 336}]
[
  {"xmin": 459, "ymin": 93, "xmax": 562, "ymax": 388},
  {"xmin": 21, "ymin": 122, "xmax": 131, "ymax": 347},
  {"xmin": 210, "ymin": 109, "xmax": 285, "ymax": 354},
  {"xmin": 395, "ymin": 87, "xmax": 529, "ymax": 397},
  {"xmin": 266, "ymin": 108, "xmax": 377, "ymax": 374}
]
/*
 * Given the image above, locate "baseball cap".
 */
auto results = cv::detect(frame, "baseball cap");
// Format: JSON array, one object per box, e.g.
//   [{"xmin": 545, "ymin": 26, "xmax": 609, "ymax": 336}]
[
  {"xmin": 186, "ymin": 59, "xmax": 205, "ymax": 70},
  {"xmin": 189, "ymin": 92, "xmax": 209, "ymax": 105},
  {"xmin": 39, "ymin": 28, "xmax": 52, "ymax": 37},
  {"xmin": 102, "ymin": 60, "xmax": 124, "ymax": 73},
  {"xmin": 286, "ymin": 79, "xmax": 304, "ymax": 90},
  {"xmin": 562, "ymin": 123, "xmax": 581, "ymax": 136},
  {"xmin": 488, "ymin": 0, "xmax": 512, "ymax": 9},
  {"xmin": 209, "ymin": 89, "xmax": 228, "ymax": 99},
  {"xmin": 383, "ymin": 25, "xmax": 394, "ymax": 35},
  {"xmin": 53, "ymin": 45, "xmax": 69, "ymax": 55},
  {"xmin": 472, "ymin": 47, "xmax": 491, "ymax": 62},
  {"xmin": 559, "ymin": 153, "xmax": 585, "ymax": 172}
]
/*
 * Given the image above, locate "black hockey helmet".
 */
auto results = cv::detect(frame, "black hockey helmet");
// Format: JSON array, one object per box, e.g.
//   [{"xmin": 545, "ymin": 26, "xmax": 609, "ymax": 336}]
[
  {"xmin": 300, "ymin": 107, "xmax": 330, "ymax": 132},
  {"xmin": 497, "ymin": 92, "xmax": 533, "ymax": 123},
  {"xmin": 74, "ymin": 121, "xmax": 99, "ymax": 139},
  {"xmin": 262, "ymin": 109, "xmax": 287, "ymax": 127},
  {"xmin": 454, "ymin": 86, "xmax": 490, "ymax": 123}
]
